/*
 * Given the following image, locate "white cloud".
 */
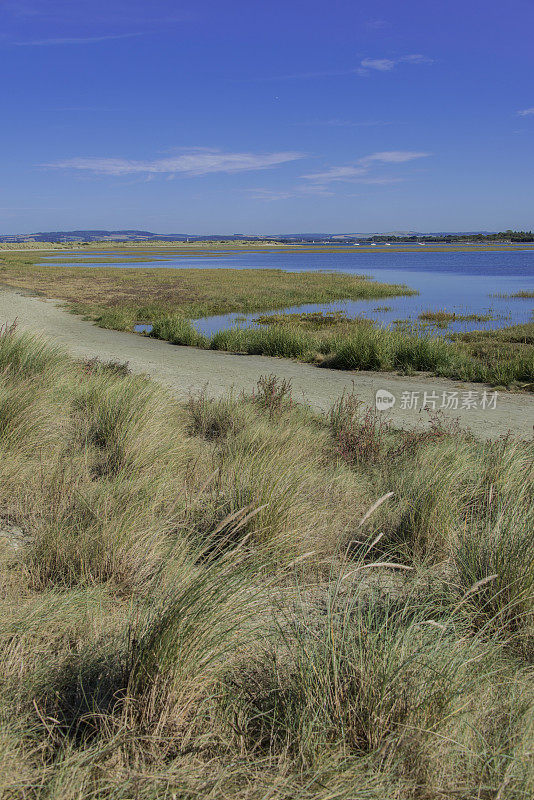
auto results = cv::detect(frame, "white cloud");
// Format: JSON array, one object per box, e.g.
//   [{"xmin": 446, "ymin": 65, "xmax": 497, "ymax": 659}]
[
  {"xmin": 264, "ymin": 67, "xmax": 359, "ymax": 80},
  {"xmin": 358, "ymin": 54, "xmax": 434, "ymax": 75},
  {"xmin": 360, "ymin": 58, "xmax": 395, "ymax": 72},
  {"xmin": 360, "ymin": 150, "xmax": 430, "ymax": 165},
  {"xmin": 302, "ymin": 151, "xmax": 430, "ymax": 183},
  {"xmin": 355, "ymin": 177, "xmax": 405, "ymax": 185},
  {"xmin": 247, "ymin": 185, "xmax": 334, "ymax": 201},
  {"xmin": 365, "ymin": 19, "xmax": 389, "ymax": 30},
  {"xmin": 517, "ymin": 107, "xmax": 534, "ymax": 116},
  {"xmin": 42, "ymin": 149, "xmax": 304, "ymax": 177},
  {"xmin": 292, "ymin": 119, "xmax": 393, "ymax": 128},
  {"xmin": 247, "ymin": 174, "xmax": 405, "ymax": 201},
  {"xmin": 14, "ymin": 33, "xmax": 142, "ymax": 45},
  {"xmin": 261, "ymin": 54, "xmax": 433, "ymax": 81},
  {"xmin": 301, "ymin": 166, "xmax": 368, "ymax": 182},
  {"xmin": 401, "ymin": 54, "xmax": 434, "ymax": 64}
]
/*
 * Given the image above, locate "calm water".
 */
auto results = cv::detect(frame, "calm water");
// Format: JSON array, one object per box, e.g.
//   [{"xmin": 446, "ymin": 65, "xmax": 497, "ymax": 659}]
[{"xmin": 42, "ymin": 248, "xmax": 534, "ymax": 336}]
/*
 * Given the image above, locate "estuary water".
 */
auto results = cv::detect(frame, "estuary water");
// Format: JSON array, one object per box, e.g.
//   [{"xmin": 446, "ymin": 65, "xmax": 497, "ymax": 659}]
[{"xmin": 42, "ymin": 246, "xmax": 534, "ymax": 336}]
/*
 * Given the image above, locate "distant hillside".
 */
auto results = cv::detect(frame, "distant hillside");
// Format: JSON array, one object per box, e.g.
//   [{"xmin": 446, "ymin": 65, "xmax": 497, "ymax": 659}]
[
  {"xmin": 3, "ymin": 228, "xmax": 533, "ymax": 244},
  {"xmin": 0, "ymin": 230, "xmax": 163, "ymax": 243},
  {"xmin": 0, "ymin": 230, "xmax": 269, "ymax": 243}
]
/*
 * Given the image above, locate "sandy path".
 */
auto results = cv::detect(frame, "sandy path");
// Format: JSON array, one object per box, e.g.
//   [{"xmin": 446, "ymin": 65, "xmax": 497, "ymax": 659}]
[{"xmin": 0, "ymin": 289, "xmax": 532, "ymax": 439}]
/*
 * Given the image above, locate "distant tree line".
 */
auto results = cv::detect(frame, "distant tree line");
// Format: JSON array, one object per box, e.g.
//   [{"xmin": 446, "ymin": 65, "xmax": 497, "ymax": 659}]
[
  {"xmin": 365, "ymin": 230, "xmax": 534, "ymax": 243},
  {"xmin": 471, "ymin": 230, "xmax": 534, "ymax": 242},
  {"xmin": 275, "ymin": 230, "xmax": 534, "ymax": 244}
]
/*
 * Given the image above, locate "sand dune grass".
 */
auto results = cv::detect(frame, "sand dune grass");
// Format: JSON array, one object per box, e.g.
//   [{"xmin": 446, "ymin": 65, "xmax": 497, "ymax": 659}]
[{"xmin": 0, "ymin": 330, "xmax": 532, "ymax": 798}]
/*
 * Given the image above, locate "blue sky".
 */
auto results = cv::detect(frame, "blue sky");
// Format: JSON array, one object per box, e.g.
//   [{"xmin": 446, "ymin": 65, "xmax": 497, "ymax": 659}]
[{"xmin": 1, "ymin": 0, "xmax": 533, "ymax": 234}]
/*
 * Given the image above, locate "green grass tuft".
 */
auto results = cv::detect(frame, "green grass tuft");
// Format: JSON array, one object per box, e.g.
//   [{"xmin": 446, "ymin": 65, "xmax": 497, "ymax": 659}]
[{"xmin": 150, "ymin": 313, "xmax": 207, "ymax": 347}]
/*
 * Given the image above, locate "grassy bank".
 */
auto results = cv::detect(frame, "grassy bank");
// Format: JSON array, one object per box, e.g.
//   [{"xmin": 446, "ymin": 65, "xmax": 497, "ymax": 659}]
[{"xmin": 0, "ymin": 327, "xmax": 532, "ymax": 799}]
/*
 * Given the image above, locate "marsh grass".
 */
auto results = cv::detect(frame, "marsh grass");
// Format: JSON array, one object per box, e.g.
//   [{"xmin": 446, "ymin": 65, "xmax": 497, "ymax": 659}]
[
  {"xmin": 0, "ymin": 322, "xmax": 66, "ymax": 377},
  {"xmin": 0, "ymin": 255, "xmax": 416, "ymax": 321},
  {"xmin": 418, "ymin": 309, "xmax": 498, "ymax": 326},
  {"xmin": 210, "ymin": 325, "xmax": 311, "ymax": 358},
  {"xmin": 0, "ymin": 333, "xmax": 532, "ymax": 799},
  {"xmin": 187, "ymin": 389, "xmax": 249, "ymax": 440},
  {"xmin": 150, "ymin": 313, "xmax": 207, "ymax": 347},
  {"xmin": 254, "ymin": 310, "xmax": 357, "ymax": 328},
  {"xmin": 492, "ymin": 290, "xmax": 534, "ymax": 299},
  {"xmin": 252, "ymin": 372, "xmax": 295, "ymax": 416}
]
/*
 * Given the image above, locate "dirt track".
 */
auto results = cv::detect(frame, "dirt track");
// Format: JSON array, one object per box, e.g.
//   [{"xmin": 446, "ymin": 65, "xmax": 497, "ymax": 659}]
[{"xmin": 1, "ymin": 289, "xmax": 532, "ymax": 439}]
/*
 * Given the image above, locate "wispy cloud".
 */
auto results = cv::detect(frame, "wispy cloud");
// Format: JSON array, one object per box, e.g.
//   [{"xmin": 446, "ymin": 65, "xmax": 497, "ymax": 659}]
[
  {"xmin": 302, "ymin": 150, "xmax": 430, "ymax": 183},
  {"xmin": 292, "ymin": 118, "xmax": 393, "ymax": 128},
  {"xmin": 359, "ymin": 151, "xmax": 430, "ymax": 165},
  {"xmin": 365, "ymin": 19, "xmax": 389, "ymax": 30},
  {"xmin": 14, "ymin": 32, "xmax": 142, "ymax": 46},
  {"xmin": 267, "ymin": 67, "xmax": 358, "ymax": 80},
  {"xmin": 301, "ymin": 166, "xmax": 368, "ymax": 182},
  {"xmin": 360, "ymin": 58, "xmax": 396, "ymax": 72},
  {"xmin": 358, "ymin": 54, "xmax": 433, "ymax": 75},
  {"xmin": 2, "ymin": 1, "xmax": 193, "ymax": 26},
  {"xmin": 260, "ymin": 54, "xmax": 433, "ymax": 81},
  {"xmin": 401, "ymin": 54, "xmax": 434, "ymax": 64},
  {"xmin": 246, "ymin": 176, "xmax": 404, "ymax": 201},
  {"xmin": 355, "ymin": 177, "xmax": 405, "ymax": 185},
  {"xmin": 517, "ymin": 107, "xmax": 534, "ymax": 117},
  {"xmin": 41, "ymin": 148, "xmax": 304, "ymax": 177},
  {"xmin": 247, "ymin": 185, "xmax": 334, "ymax": 201}
]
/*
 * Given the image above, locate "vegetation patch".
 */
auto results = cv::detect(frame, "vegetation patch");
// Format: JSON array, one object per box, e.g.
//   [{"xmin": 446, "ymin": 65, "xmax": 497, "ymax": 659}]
[
  {"xmin": 418, "ymin": 309, "xmax": 499, "ymax": 326},
  {"xmin": 492, "ymin": 289, "xmax": 534, "ymax": 299},
  {"xmin": 254, "ymin": 310, "xmax": 355, "ymax": 328}
]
